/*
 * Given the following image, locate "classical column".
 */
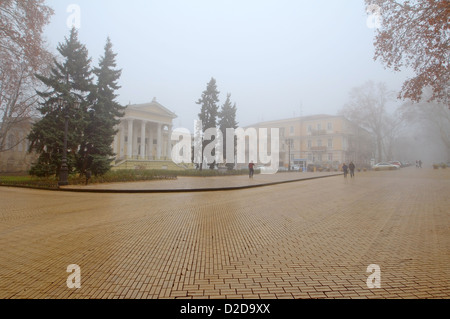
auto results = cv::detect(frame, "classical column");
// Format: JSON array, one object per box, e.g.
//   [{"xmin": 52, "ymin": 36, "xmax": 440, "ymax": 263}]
[
  {"xmin": 140, "ymin": 120, "xmax": 146, "ymax": 159},
  {"xmin": 148, "ymin": 124, "xmax": 154, "ymax": 160},
  {"xmin": 156, "ymin": 123, "xmax": 162, "ymax": 160},
  {"xmin": 166, "ymin": 125, "xmax": 172, "ymax": 159},
  {"xmin": 127, "ymin": 119, "xmax": 133, "ymax": 159},
  {"xmin": 113, "ymin": 132, "xmax": 118, "ymax": 157},
  {"xmin": 113, "ymin": 124, "xmax": 122, "ymax": 157},
  {"xmin": 120, "ymin": 123, "xmax": 125, "ymax": 158}
]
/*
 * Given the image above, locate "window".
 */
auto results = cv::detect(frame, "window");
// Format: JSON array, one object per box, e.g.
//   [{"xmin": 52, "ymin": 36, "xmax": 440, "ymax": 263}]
[
  {"xmin": 328, "ymin": 153, "xmax": 333, "ymax": 161},
  {"xmin": 290, "ymin": 126, "xmax": 294, "ymax": 134},
  {"xmin": 308, "ymin": 140, "xmax": 312, "ymax": 148},
  {"xmin": 18, "ymin": 133, "xmax": 23, "ymax": 152},
  {"xmin": 317, "ymin": 123, "xmax": 321, "ymax": 130},
  {"xmin": 327, "ymin": 122, "xmax": 332, "ymax": 131},
  {"xmin": 317, "ymin": 139, "xmax": 322, "ymax": 147},
  {"xmin": 328, "ymin": 138, "xmax": 333, "ymax": 148},
  {"xmin": 7, "ymin": 134, "xmax": 15, "ymax": 150},
  {"xmin": 308, "ymin": 153, "xmax": 313, "ymax": 161},
  {"xmin": 307, "ymin": 125, "xmax": 312, "ymax": 132},
  {"xmin": 124, "ymin": 136, "xmax": 128, "ymax": 142}
]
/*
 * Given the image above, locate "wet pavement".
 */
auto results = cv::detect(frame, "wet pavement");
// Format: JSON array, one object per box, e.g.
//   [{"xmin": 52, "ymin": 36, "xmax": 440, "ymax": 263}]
[{"xmin": 0, "ymin": 168, "xmax": 448, "ymax": 299}]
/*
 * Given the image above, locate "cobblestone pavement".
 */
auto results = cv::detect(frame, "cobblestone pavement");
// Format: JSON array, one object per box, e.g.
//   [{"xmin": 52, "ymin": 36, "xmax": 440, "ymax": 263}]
[{"xmin": 0, "ymin": 168, "xmax": 448, "ymax": 299}]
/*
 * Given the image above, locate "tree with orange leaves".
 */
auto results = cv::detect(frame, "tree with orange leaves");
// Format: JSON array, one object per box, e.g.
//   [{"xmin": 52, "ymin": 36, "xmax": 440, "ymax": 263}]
[{"xmin": 366, "ymin": 0, "xmax": 449, "ymax": 106}]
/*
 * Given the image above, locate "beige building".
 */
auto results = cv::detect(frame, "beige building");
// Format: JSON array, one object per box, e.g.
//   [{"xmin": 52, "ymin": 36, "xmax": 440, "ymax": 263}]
[
  {"xmin": 248, "ymin": 114, "xmax": 373, "ymax": 170},
  {"xmin": 0, "ymin": 118, "xmax": 38, "ymax": 173}
]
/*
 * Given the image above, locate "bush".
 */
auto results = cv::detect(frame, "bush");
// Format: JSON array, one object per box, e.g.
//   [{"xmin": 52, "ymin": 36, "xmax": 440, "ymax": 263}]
[
  {"xmin": 0, "ymin": 175, "xmax": 59, "ymax": 189},
  {"xmin": 29, "ymin": 161, "xmax": 58, "ymax": 177}
]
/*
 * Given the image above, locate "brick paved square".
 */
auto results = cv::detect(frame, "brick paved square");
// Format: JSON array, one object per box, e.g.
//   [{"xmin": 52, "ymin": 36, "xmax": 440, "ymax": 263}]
[{"xmin": 0, "ymin": 169, "xmax": 448, "ymax": 299}]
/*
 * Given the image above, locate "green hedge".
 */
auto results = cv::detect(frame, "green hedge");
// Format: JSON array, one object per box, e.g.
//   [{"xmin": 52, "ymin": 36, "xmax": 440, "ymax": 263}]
[{"xmin": 0, "ymin": 175, "xmax": 59, "ymax": 189}]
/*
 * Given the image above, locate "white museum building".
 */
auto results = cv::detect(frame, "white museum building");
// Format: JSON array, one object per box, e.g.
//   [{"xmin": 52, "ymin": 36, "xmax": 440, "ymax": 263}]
[{"xmin": 114, "ymin": 98, "xmax": 177, "ymax": 161}]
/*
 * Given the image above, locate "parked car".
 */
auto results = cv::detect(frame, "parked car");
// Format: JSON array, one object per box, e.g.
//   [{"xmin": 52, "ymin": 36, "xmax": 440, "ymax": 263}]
[
  {"xmin": 388, "ymin": 161, "xmax": 402, "ymax": 168},
  {"xmin": 401, "ymin": 161, "xmax": 412, "ymax": 167},
  {"xmin": 373, "ymin": 162, "xmax": 400, "ymax": 171}
]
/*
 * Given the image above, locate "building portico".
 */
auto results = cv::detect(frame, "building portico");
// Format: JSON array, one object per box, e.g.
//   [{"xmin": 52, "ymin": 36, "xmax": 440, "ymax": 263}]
[{"xmin": 114, "ymin": 98, "xmax": 177, "ymax": 161}]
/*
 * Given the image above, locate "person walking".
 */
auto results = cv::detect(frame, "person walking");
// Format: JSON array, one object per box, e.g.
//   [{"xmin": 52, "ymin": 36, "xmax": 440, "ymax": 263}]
[
  {"xmin": 349, "ymin": 161, "xmax": 355, "ymax": 178},
  {"xmin": 342, "ymin": 163, "xmax": 348, "ymax": 179},
  {"xmin": 85, "ymin": 169, "xmax": 92, "ymax": 185},
  {"xmin": 248, "ymin": 161, "xmax": 255, "ymax": 179}
]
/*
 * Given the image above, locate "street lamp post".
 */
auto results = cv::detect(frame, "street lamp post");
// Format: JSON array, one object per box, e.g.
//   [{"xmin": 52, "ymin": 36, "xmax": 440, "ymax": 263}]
[
  {"xmin": 286, "ymin": 138, "xmax": 292, "ymax": 171},
  {"xmin": 56, "ymin": 97, "xmax": 80, "ymax": 187}
]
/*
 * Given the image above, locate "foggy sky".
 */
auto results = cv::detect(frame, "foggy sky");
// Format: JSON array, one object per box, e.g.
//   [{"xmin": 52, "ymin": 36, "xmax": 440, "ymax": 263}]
[{"xmin": 43, "ymin": 0, "xmax": 412, "ymax": 131}]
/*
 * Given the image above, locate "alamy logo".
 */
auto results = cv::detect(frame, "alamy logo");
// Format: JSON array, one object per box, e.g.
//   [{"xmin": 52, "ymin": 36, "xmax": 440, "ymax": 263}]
[
  {"xmin": 66, "ymin": 264, "xmax": 81, "ymax": 289},
  {"xmin": 366, "ymin": 264, "xmax": 381, "ymax": 288},
  {"xmin": 66, "ymin": 4, "xmax": 81, "ymax": 29},
  {"xmin": 171, "ymin": 121, "xmax": 280, "ymax": 174}
]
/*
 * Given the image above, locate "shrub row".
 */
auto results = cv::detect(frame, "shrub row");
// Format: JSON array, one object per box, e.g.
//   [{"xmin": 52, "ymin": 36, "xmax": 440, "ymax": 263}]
[{"xmin": 0, "ymin": 176, "xmax": 59, "ymax": 189}]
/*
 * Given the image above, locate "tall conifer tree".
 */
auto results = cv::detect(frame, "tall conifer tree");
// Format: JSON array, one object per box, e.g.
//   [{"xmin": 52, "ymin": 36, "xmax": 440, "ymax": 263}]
[
  {"xmin": 196, "ymin": 77, "xmax": 220, "ymax": 169},
  {"xmin": 218, "ymin": 93, "xmax": 238, "ymax": 170},
  {"xmin": 81, "ymin": 37, "xmax": 124, "ymax": 175},
  {"xmin": 29, "ymin": 27, "xmax": 93, "ymax": 177}
]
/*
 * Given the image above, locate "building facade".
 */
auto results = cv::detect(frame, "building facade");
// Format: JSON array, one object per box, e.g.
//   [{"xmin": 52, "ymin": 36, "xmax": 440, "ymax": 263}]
[
  {"xmin": 248, "ymin": 114, "xmax": 373, "ymax": 170},
  {"xmin": 113, "ymin": 98, "xmax": 177, "ymax": 162},
  {"xmin": 0, "ymin": 118, "xmax": 38, "ymax": 173},
  {"xmin": 0, "ymin": 99, "xmax": 177, "ymax": 173}
]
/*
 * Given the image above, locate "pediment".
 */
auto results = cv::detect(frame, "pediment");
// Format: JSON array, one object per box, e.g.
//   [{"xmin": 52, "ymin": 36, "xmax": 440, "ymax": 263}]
[{"xmin": 126, "ymin": 99, "xmax": 177, "ymax": 119}]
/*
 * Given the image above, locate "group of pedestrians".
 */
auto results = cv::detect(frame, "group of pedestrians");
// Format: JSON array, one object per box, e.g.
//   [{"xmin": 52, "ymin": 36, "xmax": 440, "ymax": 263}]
[{"xmin": 342, "ymin": 162, "xmax": 355, "ymax": 179}]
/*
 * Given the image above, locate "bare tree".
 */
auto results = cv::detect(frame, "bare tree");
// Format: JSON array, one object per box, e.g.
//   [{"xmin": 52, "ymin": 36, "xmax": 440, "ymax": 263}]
[
  {"xmin": 400, "ymin": 88, "xmax": 450, "ymax": 159},
  {"xmin": 340, "ymin": 81, "xmax": 396, "ymax": 163},
  {"xmin": 381, "ymin": 109, "xmax": 405, "ymax": 161},
  {"xmin": 0, "ymin": 0, "xmax": 54, "ymax": 152}
]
